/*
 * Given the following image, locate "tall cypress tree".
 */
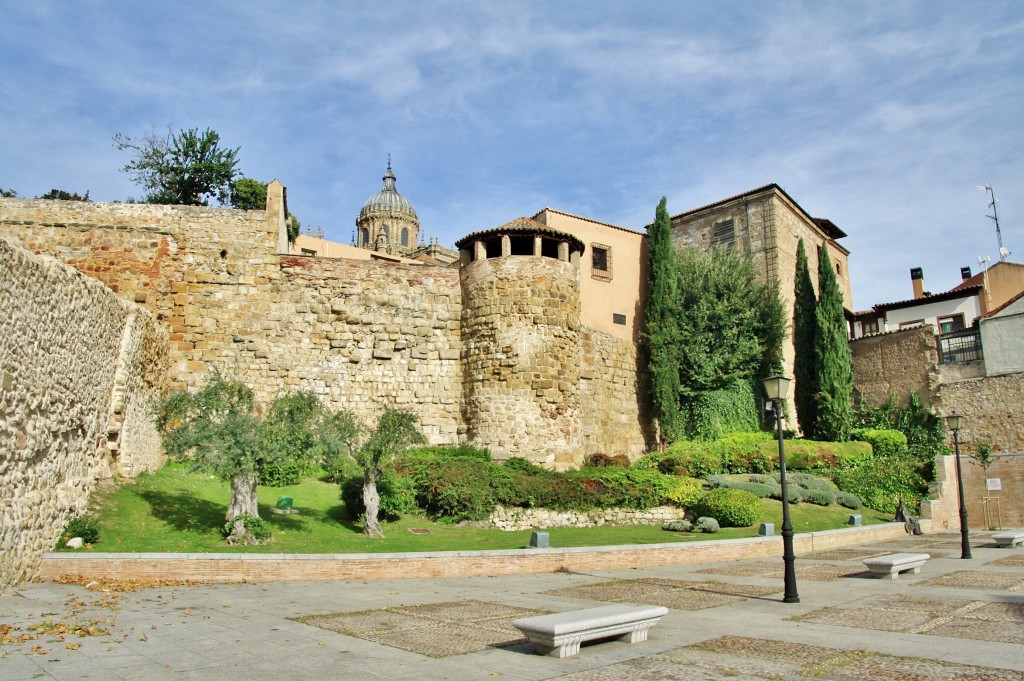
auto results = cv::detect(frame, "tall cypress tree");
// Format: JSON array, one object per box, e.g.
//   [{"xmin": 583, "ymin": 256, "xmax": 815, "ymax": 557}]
[
  {"xmin": 792, "ymin": 239, "xmax": 819, "ymax": 437},
  {"xmin": 813, "ymin": 244, "xmax": 854, "ymax": 441},
  {"xmin": 643, "ymin": 197, "xmax": 681, "ymax": 445}
]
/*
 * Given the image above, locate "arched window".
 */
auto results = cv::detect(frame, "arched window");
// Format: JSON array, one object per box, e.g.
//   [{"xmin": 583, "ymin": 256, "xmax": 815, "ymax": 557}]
[
  {"xmin": 401, "ymin": 227, "xmax": 409, "ymax": 247},
  {"xmin": 359, "ymin": 227, "xmax": 369, "ymax": 246}
]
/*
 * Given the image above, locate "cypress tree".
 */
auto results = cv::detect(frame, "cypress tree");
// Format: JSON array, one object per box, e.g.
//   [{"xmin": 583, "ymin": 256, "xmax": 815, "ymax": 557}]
[
  {"xmin": 792, "ymin": 239, "xmax": 819, "ymax": 437},
  {"xmin": 813, "ymin": 244, "xmax": 854, "ymax": 441},
  {"xmin": 643, "ymin": 197, "xmax": 681, "ymax": 445}
]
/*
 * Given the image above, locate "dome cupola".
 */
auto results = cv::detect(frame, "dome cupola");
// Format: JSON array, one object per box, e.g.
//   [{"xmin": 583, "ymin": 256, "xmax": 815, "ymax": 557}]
[{"xmin": 355, "ymin": 159, "xmax": 420, "ymax": 253}]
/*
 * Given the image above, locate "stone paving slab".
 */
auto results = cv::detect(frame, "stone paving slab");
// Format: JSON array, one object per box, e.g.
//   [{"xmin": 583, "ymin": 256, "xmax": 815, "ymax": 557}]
[
  {"xmin": 793, "ymin": 592, "xmax": 1024, "ymax": 645},
  {"xmin": 292, "ymin": 600, "xmax": 541, "ymax": 658},
  {"xmin": 546, "ymin": 578, "xmax": 779, "ymax": 611},
  {"xmin": 548, "ymin": 635, "xmax": 1024, "ymax": 680},
  {"xmin": 916, "ymin": 570, "xmax": 1024, "ymax": 591},
  {"xmin": 696, "ymin": 560, "xmax": 869, "ymax": 581},
  {"xmin": 992, "ymin": 554, "xmax": 1024, "ymax": 568}
]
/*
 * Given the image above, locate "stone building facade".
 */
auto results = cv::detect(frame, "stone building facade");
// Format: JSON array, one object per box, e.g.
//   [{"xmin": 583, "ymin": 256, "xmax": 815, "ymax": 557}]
[{"xmin": 667, "ymin": 184, "xmax": 852, "ymax": 387}]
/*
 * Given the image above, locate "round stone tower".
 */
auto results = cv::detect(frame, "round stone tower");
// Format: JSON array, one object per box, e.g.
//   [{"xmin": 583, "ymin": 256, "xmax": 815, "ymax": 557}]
[
  {"xmin": 456, "ymin": 218, "xmax": 586, "ymax": 469},
  {"xmin": 356, "ymin": 160, "xmax": 420, "ymax": 254}
]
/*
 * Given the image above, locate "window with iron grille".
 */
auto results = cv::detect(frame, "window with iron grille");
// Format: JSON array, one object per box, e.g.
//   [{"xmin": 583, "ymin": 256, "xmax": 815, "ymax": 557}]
[
  {"xmin": 591, "ymin": 243, "xmax": 612, "ymax": 281},
  {"xmin": 939, "ymin": 327, "xmax": 983, "ymax": 364}
]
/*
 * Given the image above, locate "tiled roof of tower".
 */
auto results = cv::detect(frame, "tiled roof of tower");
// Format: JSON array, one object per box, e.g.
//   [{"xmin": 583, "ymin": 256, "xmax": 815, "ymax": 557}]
[{"xmin": 455, "ymin": 217, "xmax": 585, "ymax": 253}]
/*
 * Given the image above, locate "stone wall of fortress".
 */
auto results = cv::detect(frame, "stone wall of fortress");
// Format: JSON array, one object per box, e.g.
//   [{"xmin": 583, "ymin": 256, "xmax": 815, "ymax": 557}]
[
  {"xmin": 0, "ymin": 238, "xmax": 167, "ymax": 592},
  {"xmin": 0, "ymin": 196, "xmax": 651, "ymax": 467}
]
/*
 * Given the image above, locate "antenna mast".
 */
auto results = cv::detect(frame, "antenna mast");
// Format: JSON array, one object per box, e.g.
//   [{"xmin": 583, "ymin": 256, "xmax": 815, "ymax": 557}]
[{"xmin": 977, "ymin": 184, "xmax": 1010, "ymax": 260}]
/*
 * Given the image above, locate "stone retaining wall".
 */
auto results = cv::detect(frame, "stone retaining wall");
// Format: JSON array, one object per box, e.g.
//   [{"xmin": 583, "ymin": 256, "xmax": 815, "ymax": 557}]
[
  {"xmin": 487, "ymin": 505, "xmax": 683, "ymax": 531},
  {"xmin": 0, "ymin": 239, "xmax": 167, "ymax": 592}
]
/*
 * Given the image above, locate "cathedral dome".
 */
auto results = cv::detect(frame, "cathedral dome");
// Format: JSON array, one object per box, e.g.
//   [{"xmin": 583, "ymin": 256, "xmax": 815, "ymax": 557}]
[{"xmin": 359, "ymin": 162, "xmax": 417, "ymax": 219}]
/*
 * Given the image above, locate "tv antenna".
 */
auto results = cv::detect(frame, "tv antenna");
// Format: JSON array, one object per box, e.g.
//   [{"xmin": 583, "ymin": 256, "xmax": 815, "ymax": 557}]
[
  {"xmin": 978, "ymin": 254, "xmax": 991, "ymax": 271},
  {"xmin": 977, "ymin": 184, "xmax": 1011, "ymax": 260}
]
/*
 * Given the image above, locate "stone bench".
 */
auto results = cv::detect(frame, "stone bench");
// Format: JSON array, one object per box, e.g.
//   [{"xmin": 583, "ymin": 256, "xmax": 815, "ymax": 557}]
[
  {"xmin": 862, "ymin": 553, "xmax": 930, "ymax": 579},
  {"xmin": 512, "ymin": 604, "xmax": 668, "ymax": 658},
  {"xmin": 992, "ymin": 531, "xmax": 1024, "ymax": 548}
]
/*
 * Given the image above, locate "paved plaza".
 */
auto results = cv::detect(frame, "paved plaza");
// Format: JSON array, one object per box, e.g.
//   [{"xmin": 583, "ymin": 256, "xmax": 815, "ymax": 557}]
[{"xmin": 3, "ymin": 531, "xmax": 1024, "ymax": 680}]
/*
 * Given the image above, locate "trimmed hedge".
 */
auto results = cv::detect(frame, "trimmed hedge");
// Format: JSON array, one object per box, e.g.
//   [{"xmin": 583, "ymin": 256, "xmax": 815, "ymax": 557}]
[
  {"xmin": 634, "ymin": 432, "xmax": 775, "ymax": 478},
  {"xmin": 757, "ymin": 439, "xmax": 872, "ymax": 470},
  {"xmin": 692, "ymin": 488, "xmax": 763, "ymax": 527}
]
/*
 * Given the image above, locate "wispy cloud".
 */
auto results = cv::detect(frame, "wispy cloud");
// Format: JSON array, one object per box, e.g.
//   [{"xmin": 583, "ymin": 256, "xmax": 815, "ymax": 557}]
[{"xmin": 2, "ymin": 0, "xmax": 1022, "ymax": 309}]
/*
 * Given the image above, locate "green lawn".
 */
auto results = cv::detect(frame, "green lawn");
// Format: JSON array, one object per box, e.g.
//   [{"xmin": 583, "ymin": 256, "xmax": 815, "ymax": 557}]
[{"xmin": 68, "ymin": 462, "xmax": 894, "ymax": 554}]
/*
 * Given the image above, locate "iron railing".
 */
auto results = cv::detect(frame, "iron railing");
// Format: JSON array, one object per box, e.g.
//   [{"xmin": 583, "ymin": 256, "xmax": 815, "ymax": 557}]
[{"xmin": 938, "ymin": 327, "xmax": 983, "ymax": 364}]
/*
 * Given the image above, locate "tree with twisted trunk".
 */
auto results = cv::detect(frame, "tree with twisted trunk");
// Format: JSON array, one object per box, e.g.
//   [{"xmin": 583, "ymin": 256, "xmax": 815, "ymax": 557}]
[{"xmin": 356, "ymin": 409, "xmax": 425, "ymax": 538}]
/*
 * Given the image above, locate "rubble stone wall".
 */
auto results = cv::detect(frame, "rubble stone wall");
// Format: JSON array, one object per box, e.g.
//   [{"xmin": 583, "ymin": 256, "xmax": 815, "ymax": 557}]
[
  {"xmin": 850, "ymin": 326, "xmax": 939, "ymax": 406},
  {"xmin": 0, "ymin": 238, "xmax": 166, "ymax": 592},
  {"xmin": 579, "ymin": 330, "xmax": 652, "ymax": 460}
]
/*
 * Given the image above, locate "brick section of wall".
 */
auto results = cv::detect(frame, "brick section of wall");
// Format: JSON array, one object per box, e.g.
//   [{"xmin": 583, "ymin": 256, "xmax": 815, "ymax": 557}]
[
  {"xmin": 0, "ymin": 239, "xmax": 166, "ymax": 591},
  {"xmin": 850, "ymin": 326, "xmax": 939, "ymax": 406},
  {"xmin": 36, "ymin": 522, "xmax": 913, "ymax": 584},
  {"xmin": 579, "ymin": 330, "xmax": 652, "ymax": 460},
  {"xmin": 460, "ymin": 256, "xmax": 583, "ymax": 467},
  {"xmin": 0, "ymin": 198, "xmax": 280, "ymax": 394}
]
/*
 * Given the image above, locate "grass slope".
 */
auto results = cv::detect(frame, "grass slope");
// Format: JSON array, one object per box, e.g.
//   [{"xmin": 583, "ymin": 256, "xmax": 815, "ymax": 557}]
[{"xmin": 68, "ymin": 462, "xmax": 893, "ymax": 554}]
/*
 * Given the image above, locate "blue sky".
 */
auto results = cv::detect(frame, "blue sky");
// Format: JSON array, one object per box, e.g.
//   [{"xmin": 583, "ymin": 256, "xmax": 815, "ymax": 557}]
[{"xmin": 2, "ymin": 1, "xmax": 1022, "ymax": 310}]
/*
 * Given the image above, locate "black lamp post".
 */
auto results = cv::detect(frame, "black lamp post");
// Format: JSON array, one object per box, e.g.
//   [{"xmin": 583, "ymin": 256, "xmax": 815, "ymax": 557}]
[
  {"xmin": 763, "ymin": 374, "xmax": 799, "ymax": 603},
  {"xmin": 946, "ymin": 413, "xmax": 972, "ymax": 560}
]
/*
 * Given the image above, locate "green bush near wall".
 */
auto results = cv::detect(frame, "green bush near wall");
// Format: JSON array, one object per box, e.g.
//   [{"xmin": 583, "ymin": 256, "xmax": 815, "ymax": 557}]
[{"xmin": 851, "ymin": 428, "xmax": 908, "ymax": 457}]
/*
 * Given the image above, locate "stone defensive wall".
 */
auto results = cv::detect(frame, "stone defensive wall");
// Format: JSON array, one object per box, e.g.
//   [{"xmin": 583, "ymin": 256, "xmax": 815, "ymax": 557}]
[
  {"xmin": 0, "ymin": 238, "xmax": 167, "ymax": 592},
  {"xmin": 1, "ymin": 195, "xmax": 651, "ymax": 464},
  {"xmin": 276, "ymin": 254, "xmax": 463, "ymax": 440}
]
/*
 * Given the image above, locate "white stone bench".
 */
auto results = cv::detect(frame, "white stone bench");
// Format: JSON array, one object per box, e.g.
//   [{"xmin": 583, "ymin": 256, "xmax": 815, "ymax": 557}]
[
  {"xmin": 512, "ymin": 604, "xmax": 668, "ymax": 658},
  {"xmin": 862, "ymin": 553, "xmax": 930, "ymax": 579},
  {"xmin": 993, "ymin": 531, "xmax": 1024, "ymax": 548}
]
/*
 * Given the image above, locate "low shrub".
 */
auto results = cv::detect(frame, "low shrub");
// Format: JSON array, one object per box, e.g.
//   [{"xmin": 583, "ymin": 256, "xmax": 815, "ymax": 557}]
[
  {"xmin": 662, "ymin": 519, "xmax": 693, "ymax": 532},
  {"xmin": 851, "ymin": 428, "xmax": 908, "ymax": 457},
  {"xmin": 829, "ymin": 455, "xmax": 926, "ymax": 514},
  {"xmin": 729, "ymin": 482, "xmax": 775, "ymax": 498},
  {"xmin": 261, "ymin": 457, "xmax": 321, "ymax": 487},
  {"xmin": 664, "ymin": 476, "xmax": 705, "ymax": 508},
  {"xmin": 836, "ymin": 491, "xmax": 863, "ymax": 509},
  {"xmin": 784, "ymin": 473, "xmax": 835, "ymax": 492},
  {"xmin": 696, "ymin": 516, "xmax": 721, "ymax": 533},
  {"xmin": 412, "ymin": 459, "xmax": 501, "ymax": 522},
  {"xmin": 570, "ymin": 468, "xmax": 675, "ymax": 510},
  {"xmin": 63, "ymin": 514, "xmax": 100, "ymax": 544},
  {"xmin": 585, "ymin": 453, "xmax": 631, "ymax": 468},
  {"xmin": 705, "ymin": 475, "xmax": 728, "ymax": 489},
  {"xmin": 503, "ymin": 456, "xmax": 546, "ymax": 474},
  {"xmin": 804, "ymin": 489, "xmax": 836, "ymax": 506},
  {"xmin": 223, "ymin": 514, "xmax": 272, "ymax": 543},
  {"xmin": 692, "ymin": 488, "xmax": 763, "ymax": 527}
]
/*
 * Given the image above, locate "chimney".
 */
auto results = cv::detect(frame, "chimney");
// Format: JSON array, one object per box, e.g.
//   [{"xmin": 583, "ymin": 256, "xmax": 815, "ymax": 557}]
[
  {"xmin": 910, "ymin": 267, "xmax": 925, "ymax": 299},
  {"xmin": 961, "ymin": 266, "xmax": 973, "ymax": 281}
]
